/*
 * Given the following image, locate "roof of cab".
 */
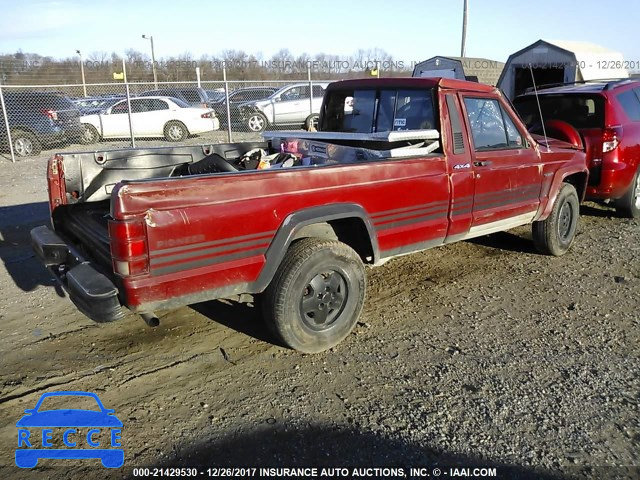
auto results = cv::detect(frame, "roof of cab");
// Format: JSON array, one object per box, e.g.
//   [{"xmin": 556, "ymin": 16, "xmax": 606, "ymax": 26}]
[{"xmin": 326, "ymin": 77, "xmax": 496, "ymax": 93}]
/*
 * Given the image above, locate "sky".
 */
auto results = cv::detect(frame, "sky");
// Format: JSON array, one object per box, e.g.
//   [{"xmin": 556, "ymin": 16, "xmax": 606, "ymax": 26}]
[{"xmin": 0, "ymin": 0, "xmax": 638, "ymax": 66}]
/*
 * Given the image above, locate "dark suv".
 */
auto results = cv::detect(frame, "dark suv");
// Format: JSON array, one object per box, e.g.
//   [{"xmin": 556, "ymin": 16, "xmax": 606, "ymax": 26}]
[
  {"xmin": 138, "ymin": 87, "xmax": 210, "ymax": 108},
  {"xmin": 514, "ymin": 79, "xmax": 640, "ymax": 217},
  {"xmin": 211, "ymin": 86, "xmax": 277, "ymax": 126},
  {"xmin": 0, "ymin": 92, "xmax": 83, "ymax": 157}
]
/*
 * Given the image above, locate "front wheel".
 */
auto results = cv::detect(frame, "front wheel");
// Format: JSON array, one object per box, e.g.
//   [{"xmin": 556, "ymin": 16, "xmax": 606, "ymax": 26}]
[
  {"xmin": 247, "ymin": 112, "xmax": 267, "ymax": 132},
  {"xmin": 262, "ymin": 238, "xmax": 366, "ymax": 353},
  {"xmin": 164, "ymin": 121, "xmax": 189, "ymax": 142},
  {"xmin": 532, "ymin": 183, "xmax": 579, "ymax": 256},
  {"xmin": 615, "ymin": 167, "xmax": 640, "ymax": 218}
]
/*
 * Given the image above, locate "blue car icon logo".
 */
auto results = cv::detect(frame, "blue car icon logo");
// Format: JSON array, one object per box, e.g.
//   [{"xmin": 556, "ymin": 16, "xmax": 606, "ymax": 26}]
[{"xmin": 16, "ymin": 391, "xmax": 123, "ymax": 468}]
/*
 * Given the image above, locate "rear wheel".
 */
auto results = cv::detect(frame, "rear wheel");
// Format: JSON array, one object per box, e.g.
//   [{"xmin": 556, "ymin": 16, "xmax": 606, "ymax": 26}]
[
  {"xmin": 11, "ymin": 130, "xmax": 41, "ymax": 157},
  {"xmin": 80, "ymin": 124, "xmax": 100, "ymax": 144},
  {"xmin": 615, "ymin": 167, "xmax": 640, "ymax": 218},
  {"xmin": 532, "ymin": 183, "xmax": 579, "ymax": 256},
  {"xmin": 262, "ymin": 238, "xmax": 366, "ymax": 353},
  {"xmin": 164, "ymin": 121, "xmax": 189, "ymax": 142},
  {"xmin": 305, "ymin": 114, "xmax": 319, "ymax": 131}
]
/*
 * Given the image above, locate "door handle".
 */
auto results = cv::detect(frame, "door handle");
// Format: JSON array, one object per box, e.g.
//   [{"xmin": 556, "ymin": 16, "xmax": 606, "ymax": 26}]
[{"xmin": 474, "ymin": 160, "xmax": 492, "ymax": 167}]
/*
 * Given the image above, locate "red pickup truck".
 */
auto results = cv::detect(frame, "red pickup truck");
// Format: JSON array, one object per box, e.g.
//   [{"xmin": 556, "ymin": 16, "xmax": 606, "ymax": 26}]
[{"xmin": 31, "ymin": 78, "xmax": 588, "ymax": 353}]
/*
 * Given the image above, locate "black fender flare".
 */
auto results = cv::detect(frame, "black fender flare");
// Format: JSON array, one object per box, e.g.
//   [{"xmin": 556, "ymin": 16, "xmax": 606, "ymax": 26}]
[{"xmin": 253, "ymin": 203, "xmax": 379, "ymax": 292}]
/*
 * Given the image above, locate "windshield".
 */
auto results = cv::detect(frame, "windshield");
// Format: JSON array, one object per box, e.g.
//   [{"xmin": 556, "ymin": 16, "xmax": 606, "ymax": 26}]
[
  {"xmin": 207, "ymin": 90, "xmax": 226, "ymax": 102},
  {"xmin": 321, "ymin": 88, "xmax": 436, "ymax": 133},
  {"xmin": 513, "ymin": 94, "xmax": 605, "ymax": 130},
  {"xmin": 169, "ymin": 97, "xmax": 191, "ymax": 108}
]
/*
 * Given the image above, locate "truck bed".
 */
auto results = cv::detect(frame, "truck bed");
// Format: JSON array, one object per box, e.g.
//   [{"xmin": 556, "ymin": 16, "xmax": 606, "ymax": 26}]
[{"xmin": 53, "ymin": 201, "xmax": 112, "ymax": 271}]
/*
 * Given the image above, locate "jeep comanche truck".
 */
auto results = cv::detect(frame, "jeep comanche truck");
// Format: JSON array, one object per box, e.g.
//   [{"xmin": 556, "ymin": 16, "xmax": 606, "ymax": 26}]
[{"xmin": 31, "ymin": 78, "xmax": 588, "ymax": 353}]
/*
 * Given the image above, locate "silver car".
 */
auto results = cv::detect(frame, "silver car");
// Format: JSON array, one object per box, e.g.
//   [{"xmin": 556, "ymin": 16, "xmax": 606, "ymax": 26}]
[{"xmin": 239, "ymin": 83, "xmax": 329, "ymax": 132}]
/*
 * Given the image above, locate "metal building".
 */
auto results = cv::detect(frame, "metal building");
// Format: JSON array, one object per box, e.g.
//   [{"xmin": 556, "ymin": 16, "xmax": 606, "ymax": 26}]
[
  {"xmin": 497, "ymin": 39, "xmax": 629, "ymax": 99},
  {"xmin": 412, "ymin": 56, "xmax": 505, "ymax": 86}
]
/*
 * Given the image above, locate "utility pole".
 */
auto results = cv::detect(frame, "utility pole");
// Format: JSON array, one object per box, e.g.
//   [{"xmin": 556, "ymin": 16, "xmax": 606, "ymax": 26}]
[
  {"xmin": 461, "ymin": 0, "xmax": 468, "ymax": 58},
  {"xmin": 76, "ymin": 49, "xmax": 87, "ymax": 97},
  {"xmin": 142, "ymin": 34, "xmax": 158, "ymax": 88}
]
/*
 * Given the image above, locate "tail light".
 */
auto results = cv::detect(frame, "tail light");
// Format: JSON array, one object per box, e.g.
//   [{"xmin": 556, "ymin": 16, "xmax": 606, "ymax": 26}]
[
  {"xmin": 42, "ymin": 109, "xmax": 58, "ymax": 121},
  {"xmin": 108, "ymin": 220, "xmax": 149, "ymax": 276},
  {"xmin": 201, "ymin": 111, "xmax": 212, "ymax": 118},
  {"xmin": 602, "ymin": 126, "xmax": 623, "ymax": 153}
]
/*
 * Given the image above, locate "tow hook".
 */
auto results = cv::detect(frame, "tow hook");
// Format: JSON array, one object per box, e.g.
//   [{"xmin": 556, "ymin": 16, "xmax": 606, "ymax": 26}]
[{"xmin": 140, "ymin": 312, "xmax": 160, "ymax": 327}]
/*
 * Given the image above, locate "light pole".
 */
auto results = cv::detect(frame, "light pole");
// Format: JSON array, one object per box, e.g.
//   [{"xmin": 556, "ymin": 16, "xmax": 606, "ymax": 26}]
[
  {"xmin": 76, "ymin": 49, "xmax": 87, "ymax": 97},
  {"xmin": 142, "ymin": 34, "xmax": 158, "ymax": 88},
  {"xmin": 460, "ymin": 0, "xmax": 468, "ymax": 58}
]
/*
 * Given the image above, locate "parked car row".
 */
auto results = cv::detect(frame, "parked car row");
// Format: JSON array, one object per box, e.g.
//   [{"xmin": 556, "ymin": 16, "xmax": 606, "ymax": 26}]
[{"xmin": 1, "ymin": 84, "xmax": 330, "ymax": 157}]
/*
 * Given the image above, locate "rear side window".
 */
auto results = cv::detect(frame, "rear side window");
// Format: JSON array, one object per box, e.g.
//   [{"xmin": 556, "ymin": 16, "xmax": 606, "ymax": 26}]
[
  {"xmin": 616, "ymin": 90, "xmax": 640, "ymax": 121},
  {"xmin": 149, "ymin": 99, "xmax": 169, "ymax": 111},
  {"xmin": 513, "ymin": 94, "xmax": 605, "ymax": 129}
]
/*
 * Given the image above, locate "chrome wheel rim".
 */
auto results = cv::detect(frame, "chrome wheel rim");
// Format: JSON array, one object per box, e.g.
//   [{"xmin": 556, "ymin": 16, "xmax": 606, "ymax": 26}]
[
  {"xmin": 299, "ymin": 270, "xmax": 347, "ymax": 331},
  {"xmin": 15, "ymin": 137, "xmax": 33, "ymax": 156},
  {"xmin": 82, "ymin": 127, "xmax": 95, "ymax": 143},
  {"xmin": 248, "ymin": 115, "xmax": 264, "ymax": 131},
  {"xmin": 168, "ymin": 125, "xmax": 184, "ymax": 140}
]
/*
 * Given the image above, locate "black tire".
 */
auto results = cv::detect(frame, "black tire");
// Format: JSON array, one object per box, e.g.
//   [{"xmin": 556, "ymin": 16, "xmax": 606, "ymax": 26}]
[
  {"xmin": 80, "ymin": 124, "xmax": 100, "ymax": 144},
  {"xmin": 247, "ymin": 112, "xmax": 267, "ymax": 132},
  {"xmin": 11, "ymin": 130, "xmax": 41, "ymax": 157},
  {"xmin": 532, "ymin": 183, "xmax": 579, "ymax": 256},
  {"xmin": 305, "ymin": 114, "xmax": 319, "ymax": 131},
  {"xmin": 615, "ymin": 167, "xmax": 640, "ymax": 219},
  {"xmin": 262, "ymin": 238, "xmax": 366, "ymax": 353},
  {"xmin": 164, "ymin": 121, "xmax": 189, "ymax": 142}
]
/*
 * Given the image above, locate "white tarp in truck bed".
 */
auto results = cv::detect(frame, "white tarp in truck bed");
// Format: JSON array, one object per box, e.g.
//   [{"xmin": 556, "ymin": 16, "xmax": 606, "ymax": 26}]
[{"xmin": 262, "ymin": 129, "xmax": 440, "ymax": 143}]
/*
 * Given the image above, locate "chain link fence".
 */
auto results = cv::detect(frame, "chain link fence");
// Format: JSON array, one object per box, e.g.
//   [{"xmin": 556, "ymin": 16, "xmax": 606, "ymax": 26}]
[{"xmin": 0, "ymin": 75, "xmax": 330, "ymax": 162}]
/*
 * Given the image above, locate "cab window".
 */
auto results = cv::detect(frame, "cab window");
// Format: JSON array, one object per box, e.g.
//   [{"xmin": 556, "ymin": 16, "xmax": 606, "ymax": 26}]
[
  {"xmin": 321, "ymin": 88, "xmax": 435, "ymax": 133},
  {"xmin": 464, "ymin": 97, "xmax": 523, "ymax": 150}
]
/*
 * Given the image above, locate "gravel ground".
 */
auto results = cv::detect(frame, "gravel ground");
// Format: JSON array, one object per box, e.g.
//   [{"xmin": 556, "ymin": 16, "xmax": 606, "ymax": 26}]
[{"xmin": 0, "ymin": 150, "xmax": 638, "ymax": 480}]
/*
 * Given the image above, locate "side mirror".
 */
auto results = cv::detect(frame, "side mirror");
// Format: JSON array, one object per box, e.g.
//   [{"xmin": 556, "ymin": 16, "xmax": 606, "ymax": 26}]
[{"xmin": 274, "ymin": 96, "xmax": 282, "ymax": 102}]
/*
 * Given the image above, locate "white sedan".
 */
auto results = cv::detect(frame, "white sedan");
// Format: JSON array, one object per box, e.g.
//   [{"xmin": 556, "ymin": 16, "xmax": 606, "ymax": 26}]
[{"xmin": 79, "ymin": 96, "xmax": 220, "ymax": 143}]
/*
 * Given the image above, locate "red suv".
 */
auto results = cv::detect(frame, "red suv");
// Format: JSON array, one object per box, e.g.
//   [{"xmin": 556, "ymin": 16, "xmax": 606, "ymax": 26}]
[{"xmin": 513, "ymin": 79, "xmax": 640, "ymax": 218}]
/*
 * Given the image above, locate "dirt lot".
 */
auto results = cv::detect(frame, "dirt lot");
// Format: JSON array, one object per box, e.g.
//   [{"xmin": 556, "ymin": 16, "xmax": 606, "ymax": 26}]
[{"xmin": 0, "ymin": 150, "xmax": 638, "ymax": 480}]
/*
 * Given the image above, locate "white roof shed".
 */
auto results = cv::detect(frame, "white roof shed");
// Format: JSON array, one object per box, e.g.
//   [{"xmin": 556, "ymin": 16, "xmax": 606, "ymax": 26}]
[{"xmin": 497, "ymin": 39, "xmax": 628, "ymax": 99}]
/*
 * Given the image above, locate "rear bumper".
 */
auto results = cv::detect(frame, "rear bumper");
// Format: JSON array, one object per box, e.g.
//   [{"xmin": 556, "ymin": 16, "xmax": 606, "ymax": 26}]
[
  {"xmin": 63, "ymin": 123, "xmax": 85, "ymax": 142},
  {"xmin": 586, "ymin": 156, "xmax": 636, "ymax": 200},
  {"xmin": 30, "ymin": 225, "xmax": 125, "ymax": 323}
]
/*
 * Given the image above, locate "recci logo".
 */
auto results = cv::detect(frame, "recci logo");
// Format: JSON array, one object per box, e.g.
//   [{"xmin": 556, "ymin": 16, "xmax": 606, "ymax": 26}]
[{"xmin": 15, "ymin": 391, "xmax": 124, "ymax": 468}]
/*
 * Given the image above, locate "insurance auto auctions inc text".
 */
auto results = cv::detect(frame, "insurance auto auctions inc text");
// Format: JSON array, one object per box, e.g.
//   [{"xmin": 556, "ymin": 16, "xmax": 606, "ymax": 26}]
[{"xmin": 253, "ymin": 466, "xmax": 498, "ymax": 477}]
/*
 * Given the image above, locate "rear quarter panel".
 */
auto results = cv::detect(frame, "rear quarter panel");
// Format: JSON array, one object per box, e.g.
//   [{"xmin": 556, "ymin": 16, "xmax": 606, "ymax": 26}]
[{"xmin": 111, "ymin": 158, "xmax": 451, "ymax": 311}]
